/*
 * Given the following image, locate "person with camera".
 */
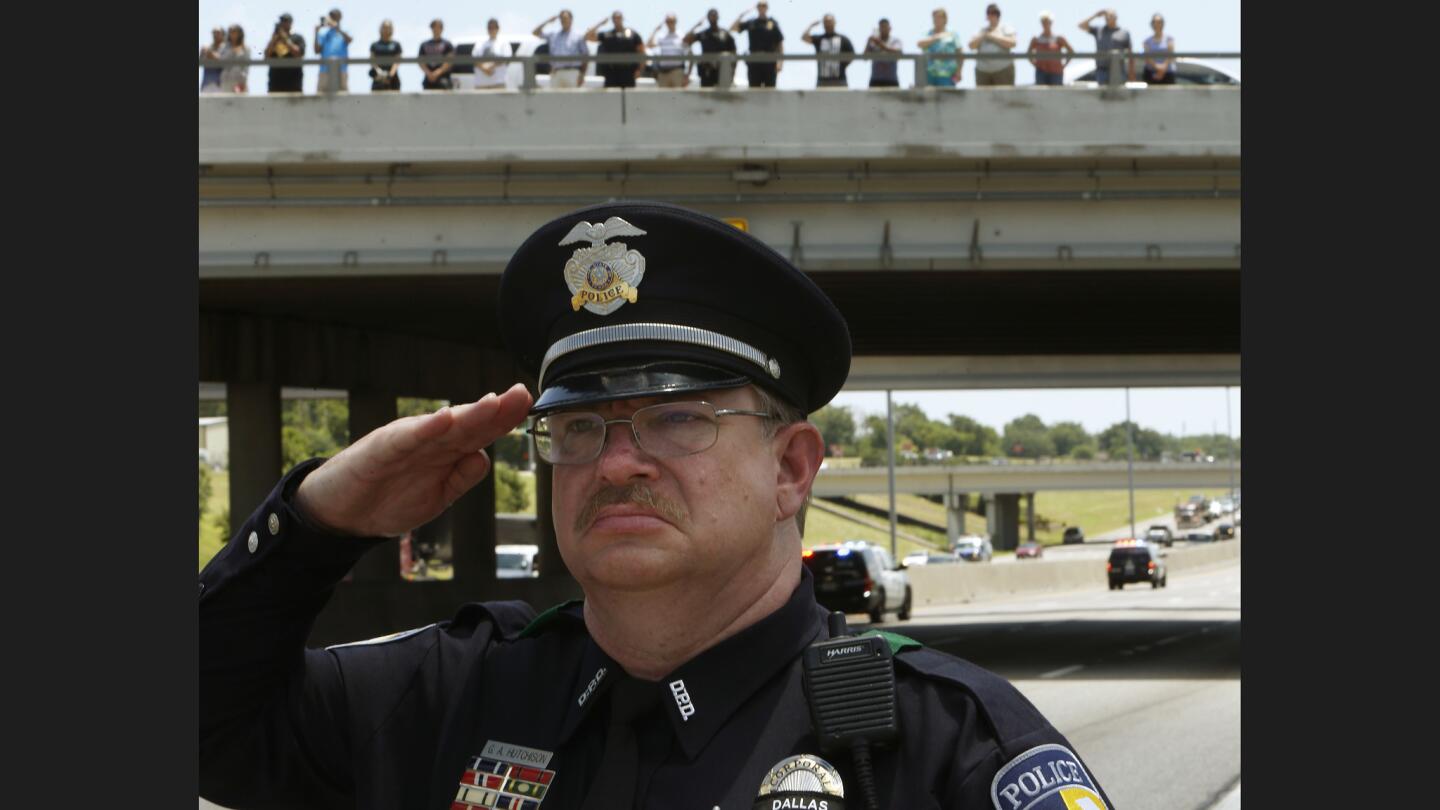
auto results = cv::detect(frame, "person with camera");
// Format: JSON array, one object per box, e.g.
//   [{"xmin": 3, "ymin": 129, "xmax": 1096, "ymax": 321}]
[
  {"xmin": 200, "ymin": 27, "xmax": 226, "ymax": 93},
  {"xmin": 369, "ymin": 20, "xmax": 402, "ymax": 91},
  {"xmin": 314, "ymin": 8, "xmax": 354, "ymax": 93},
  {"xmin": 265, "ymin": 13, "xmax": 306, "ymax": 93}
]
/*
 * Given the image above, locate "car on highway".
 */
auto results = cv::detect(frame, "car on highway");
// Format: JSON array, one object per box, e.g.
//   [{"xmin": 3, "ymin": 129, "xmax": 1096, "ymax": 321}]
[
  {"xmin": 1186, "ymin": 531, "xmax": 1217, "ymax": 543},
  {"xmin": 901, "ymin": 550, "xmax": 959, "ymax": 567},
  {"xmin": 1145, "ymin": 525, "xmax": 1174, "ymax": 547},
  {"xmin": 804, "ymin": 542, "xmax": 912, "ymax": 623},
  {"xmin": 1107, "ymin": 540, "xmax": 1168, "ymax": 590},
  {"xmin": 1062, "ymin": 527, "xmax": 1085, "ymax": 544},
  {"xmin": 1215, "ymin": 523, "xmax": 1235, "ymax": 540},
  {"xmin": 1015, "ymin": 542, "xmax": 1044, "ymax": 559},
  {"xmin": 953, "ymin": 535, "xmax": 994, "ymax": 562},
  {"xmin": 495, "ymin": 544, "xmax": 540, "ymax": 579}
]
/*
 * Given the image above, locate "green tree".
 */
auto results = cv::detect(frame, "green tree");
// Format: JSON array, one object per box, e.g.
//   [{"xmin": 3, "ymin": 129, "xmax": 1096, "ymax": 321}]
[
  {"xmin": 1003, "ymin": 414, "xmax": 1056, "ymax": 459},
  {"xmin": 945, "ymin": 415, "xmax": 1001, "ymax": 457},
  {"xmin": 1098, "ymin": 421, "xmax": 1166, "ymax": 461},
  {"xmin": 811, "ymin": 405, "xmax": 857, "ymax": 453},
  {"xmin": 281, "ymin": 398, "xmax": 350, "ymax": 472},
  {"xmin": 494, "ymin": 462, "xmax": 530, "ymax": 513},
  {"xmin": 492, "ymin": 431, "xmax": 530, "ymax": 467},
  {"xmin": 398, "ymin": 397, "xmax": 448, "ymax": 417},
  {"xmin": 1048, "ymin": 421, "xmax": 1091, "ymax": 457}
]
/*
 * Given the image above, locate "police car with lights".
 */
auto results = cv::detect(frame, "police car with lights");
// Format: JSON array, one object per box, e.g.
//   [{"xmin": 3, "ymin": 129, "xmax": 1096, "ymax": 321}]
[
  {"xmin": 802, "ymin": 541, "xmax": 913, "ymax": 623},
  {"xmin": 1106, "ymin": 538, "xmax": 1168, "ymax": 590}
]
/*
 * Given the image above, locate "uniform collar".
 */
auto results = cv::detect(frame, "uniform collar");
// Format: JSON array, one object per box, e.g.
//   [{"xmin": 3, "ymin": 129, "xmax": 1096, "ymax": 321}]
[{"xmin": 556, "ymin": 569, "xmax": 827, "ymax": 758}]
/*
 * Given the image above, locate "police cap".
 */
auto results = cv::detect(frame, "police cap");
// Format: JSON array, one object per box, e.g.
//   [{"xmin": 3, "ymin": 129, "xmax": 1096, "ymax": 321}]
[{"xmin": 498, "ymin": 202, "xmax": 851, "ymax": 415}]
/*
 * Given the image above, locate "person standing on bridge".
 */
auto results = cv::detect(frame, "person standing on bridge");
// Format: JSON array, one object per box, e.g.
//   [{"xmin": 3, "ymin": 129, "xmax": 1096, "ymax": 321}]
[
  {"xmin": 801, "ymin": 14, "xmax": 856, "ymax": 88},
  {"xmin": 419, "ymin": 18, "xmax": 456, "ymax": 90},
  {"xmin": 648, "ymin": 13, "xmax": 690, "ymax": 88},
  {"xmin": 218, "ymin": 25, "xmax": 250, "ymax": 94},
  {"xmin": 969, "ymin": 3, "xmax": 1018, "ymax": 86},
  {"xmin": 265, "ymin": 14, "xmax": 306, "ymax": 94},
  {"xmin": 368, "ymin": 20, "xmax": 402, "ymax": 92},
  {"xmin": 1027, "ymin": 11, "xmax": 1073, "ymax": 86},
  {"xmin": 198, "ymin": 201, "xmax": 1113, "ymax": 810},
  {"xmin": 1141, "ymin": 13, "xmax": 1176, "ymax": 84},
  {"xmin": 864, "ymin": 18, "xmax": 904, "ymax": 88},
  {"xmin": 533, "ymin": 10, "xmax": 591, "ymax": 89},
  {"xmin": 684, "ymin": 8, "xmax": 736, "ymax": 88},
  {"xmin": 917, "ymin": 7, "xmax": 964, "ymax": 87},
  {"xmin": 588, "ymin": 10, "xmax": 646, "ymax": 89},
  {"xmin": 731, "ymin": 2, "xmax": 785, "ymax": 88},
  {"xmin": 200, "ymin": 26, "xmax": 225, "ymax": 93},
  {"xmin": 314, "ymin": 8, "xmax": 354, "ymax": 92},
  {"xmin": 1079, "ymin": 8, "xmax": 1134, "ymax": 84}
]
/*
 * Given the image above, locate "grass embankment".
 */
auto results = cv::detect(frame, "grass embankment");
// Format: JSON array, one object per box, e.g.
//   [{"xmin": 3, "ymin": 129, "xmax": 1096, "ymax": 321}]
[{"xmin": 845, "ymin": 488, "xmax": 1207, "ymax": 545}]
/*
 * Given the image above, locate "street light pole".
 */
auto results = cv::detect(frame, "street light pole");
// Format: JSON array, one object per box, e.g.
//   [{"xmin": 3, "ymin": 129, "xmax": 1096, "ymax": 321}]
[
  {"xmin": 885, "ymin": 390, "xmax": 899, "ymax": 560},
  {"xmin": 1125, "ymin": 387, "xmax": 1136, "ymax": 538}
]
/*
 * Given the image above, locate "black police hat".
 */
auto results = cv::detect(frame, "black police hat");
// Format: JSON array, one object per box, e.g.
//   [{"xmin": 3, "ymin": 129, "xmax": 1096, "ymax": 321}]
[{"xmin": 498, "ymin": 202, "xmax": 851, "ymax": 415}]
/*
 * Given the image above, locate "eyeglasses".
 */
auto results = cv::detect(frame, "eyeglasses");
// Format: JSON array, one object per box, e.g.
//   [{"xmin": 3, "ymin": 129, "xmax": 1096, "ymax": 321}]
[{"xmin": 527, "ymin": 400, "xmax": 775, "ymax": 465}]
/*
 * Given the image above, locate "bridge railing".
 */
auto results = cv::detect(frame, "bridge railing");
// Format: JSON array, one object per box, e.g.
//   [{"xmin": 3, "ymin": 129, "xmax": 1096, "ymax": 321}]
[{"xmin": 198, "ymin": 50, "xmax": 1239, "ymax": 95}]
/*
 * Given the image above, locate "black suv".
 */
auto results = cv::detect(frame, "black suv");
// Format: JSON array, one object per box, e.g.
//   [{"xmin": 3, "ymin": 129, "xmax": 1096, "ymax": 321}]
[
  {"xmin": 1107, "ymin": 542, "xmax": 1168, "ymax": 590},
  {"xmin": 1062, "ymin": 527, "xmax": 1085, "ymax": 544},
  {"xmin": 803, "ymin": 544, "xmax": 912, "ymax": 623}
]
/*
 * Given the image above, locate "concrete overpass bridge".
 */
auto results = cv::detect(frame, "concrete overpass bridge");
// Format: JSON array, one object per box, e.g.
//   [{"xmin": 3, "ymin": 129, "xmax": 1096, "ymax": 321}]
[{"xmin": 197, "ymin": 85, "xmax": 1240, "ymax": 642}]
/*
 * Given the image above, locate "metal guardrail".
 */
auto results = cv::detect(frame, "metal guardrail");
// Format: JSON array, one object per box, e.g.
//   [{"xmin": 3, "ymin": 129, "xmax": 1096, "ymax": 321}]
[{"xmin": 199, "ymin": 50, "xmax": 1239, "ymax": 93}]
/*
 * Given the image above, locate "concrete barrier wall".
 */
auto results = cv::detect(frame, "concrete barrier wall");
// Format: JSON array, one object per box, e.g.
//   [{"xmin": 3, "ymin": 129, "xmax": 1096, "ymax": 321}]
[{"xmin": 907, "ymin": 540, "xmax": 1240, "ymax": 606}]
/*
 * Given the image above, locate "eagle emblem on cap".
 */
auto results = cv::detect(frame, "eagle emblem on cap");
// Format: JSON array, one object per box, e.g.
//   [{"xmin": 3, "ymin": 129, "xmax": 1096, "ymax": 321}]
[{"xmin": 560, "ymin": 217, "xmax": 648, "ymax": 315}]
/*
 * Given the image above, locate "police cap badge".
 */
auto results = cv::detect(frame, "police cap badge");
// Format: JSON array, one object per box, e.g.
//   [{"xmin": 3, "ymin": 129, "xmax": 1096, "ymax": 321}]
[{"xmin": 499, "ymin": 202, "xmax": 852, "ymax": 415}]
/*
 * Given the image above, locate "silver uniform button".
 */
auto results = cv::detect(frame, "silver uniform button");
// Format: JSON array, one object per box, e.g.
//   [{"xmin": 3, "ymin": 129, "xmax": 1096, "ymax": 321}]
[
  {"xmin": 247, "ymin": 531, "xmax": 259, "ymax": 553},
  {"xmin": 267, "ymin": 512, "xmax": 281, "ymax": 535}
]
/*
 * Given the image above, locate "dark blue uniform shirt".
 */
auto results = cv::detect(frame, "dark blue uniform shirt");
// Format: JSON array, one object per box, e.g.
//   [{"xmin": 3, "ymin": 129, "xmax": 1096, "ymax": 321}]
[{"xmin": 199, "ymin": 460, "xmax": 1111, "ymax": 810}]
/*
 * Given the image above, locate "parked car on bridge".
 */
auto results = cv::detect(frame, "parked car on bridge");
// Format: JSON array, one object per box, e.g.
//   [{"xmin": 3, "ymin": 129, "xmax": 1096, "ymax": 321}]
[
  {"xmin": 1072, "ymin": 59, "xmax": 1240, "ymax": 86},
  {"xmin": 953, "ymin": 535, "xmax": 994, "ymax": 562},
  {"xmin": 1015, "ymin": 542, "xmax": 1044, "ymax": 559},
  {"xmin": 1107, "ymin": 540, "xmax": 1168, "ymax": 590},
  {"xmin": 1062, "ymin": 527, "xmax": 1085, "ymax": 544},
  {"xmin": 804, "ymin": 542, "xmax": 912, "ymax": 623}
]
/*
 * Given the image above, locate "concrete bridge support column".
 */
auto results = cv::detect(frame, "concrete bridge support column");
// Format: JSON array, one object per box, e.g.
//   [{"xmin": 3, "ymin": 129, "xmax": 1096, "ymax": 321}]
[
  {"xmin": 987, "ymin": 493, "xmax": 1021, "ymax": 551},
  {"xmin": 226, "ymin": 381, "xmax": 281, "ymax": 538},
  {"xmin": 945, "ymin": 492, "xmax": 968, "ymax": 549},
  {"xmin": 1025, "ymin": 492, "xmax": 1036, "ymax": 542},
  {"xmin": 347, "ymin": 389, "xmax": 400, "ymax": 583}
]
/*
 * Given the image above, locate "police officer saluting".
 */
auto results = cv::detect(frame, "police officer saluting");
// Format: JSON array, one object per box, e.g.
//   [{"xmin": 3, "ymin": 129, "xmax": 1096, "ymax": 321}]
[
  {"xmin": 730, "ymin": 2, "xmax": 784, "ymax": 88},
  {"xmin": 684, "ymin": 8, "xmax": 737, "ymax": 88},
  {"xmin": 198, "ymin": 202, "xmax": 1112, "ymax": 810}
]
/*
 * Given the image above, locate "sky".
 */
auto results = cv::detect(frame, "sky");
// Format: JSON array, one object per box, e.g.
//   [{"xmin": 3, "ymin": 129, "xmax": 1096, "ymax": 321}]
[
  {"xmin": 829, "ymin": 386, "xmax": 1240, "ymax": 438},
  {"xmin": 199, "ymin": 0, "xmax": 1239, "ymax": 91}
]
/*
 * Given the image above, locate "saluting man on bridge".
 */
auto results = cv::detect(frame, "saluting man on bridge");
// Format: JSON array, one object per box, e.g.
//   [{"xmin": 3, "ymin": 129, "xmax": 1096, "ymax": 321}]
[{"xmin": 198, "ymin": 202, "xmax": 1113, "ymax": 810}]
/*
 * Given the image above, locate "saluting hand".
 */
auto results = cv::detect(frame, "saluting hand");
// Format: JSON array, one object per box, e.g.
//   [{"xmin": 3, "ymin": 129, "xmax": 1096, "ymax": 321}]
[{"xmin": 294, "ymin": 383, "xmax": 534, "ymax": 538}]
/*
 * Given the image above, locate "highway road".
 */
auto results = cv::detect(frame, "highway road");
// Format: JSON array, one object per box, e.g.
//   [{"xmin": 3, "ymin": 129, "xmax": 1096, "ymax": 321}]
[
  {"xmin": 874, "ymin": 559, "xmax": 1242, "ymax": 810},
  {"xmin": 204, "ymin": 557, "xmax": 1241, "ymax": 810}
]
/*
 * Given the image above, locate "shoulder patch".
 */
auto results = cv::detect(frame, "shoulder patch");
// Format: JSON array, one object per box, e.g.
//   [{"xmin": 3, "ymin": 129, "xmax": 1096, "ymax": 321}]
[
  {"xmin": 518, "ymin": 599, "xmax": 585, "ymax": 639},
  {"xmin": 325, "ymin": 623, "xmax": 435, "ymax": 651},
  {"xmin": 859, "ymin": 628, "xmax": 923, "ymax": 656},
  {"xmin": 991, "ymin": 744, "xmax": 1107, "ymax": 810}
]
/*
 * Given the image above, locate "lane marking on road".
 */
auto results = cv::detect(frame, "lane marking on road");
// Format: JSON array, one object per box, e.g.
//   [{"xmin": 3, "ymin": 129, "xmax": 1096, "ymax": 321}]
[
  {"xmin": 1155, "ymin": 633, "xmax": 1189, "ymax": 646},
  {"xmin": 1039, "ymin": 664, "xmax": 1085, "ymax": 679}
]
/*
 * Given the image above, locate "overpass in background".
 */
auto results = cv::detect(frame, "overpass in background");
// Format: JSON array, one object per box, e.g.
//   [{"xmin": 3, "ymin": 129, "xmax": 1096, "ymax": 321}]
[{"xmin": 198, "ymin": 85, "xmax": 1240, "ymax": 642}]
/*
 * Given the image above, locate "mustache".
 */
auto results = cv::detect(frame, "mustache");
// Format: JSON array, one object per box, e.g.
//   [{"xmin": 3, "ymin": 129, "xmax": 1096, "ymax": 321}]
[{"xmin": 575, "ymin": 483, "xmax": 688, "ymax": 532}]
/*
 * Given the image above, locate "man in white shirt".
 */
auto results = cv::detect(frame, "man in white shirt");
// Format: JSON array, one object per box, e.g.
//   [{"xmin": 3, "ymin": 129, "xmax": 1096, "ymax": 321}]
[
  {"xmin": 476, "ymin": 18, "xmax": 508, "ymax": 89},
  {"xmin": 648, "ymin": 13, "xmax": 690, "ymax": 88},
  {"xmin": 969, "ymin": 3, "xmax": 1017, "ymax": 86}
]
